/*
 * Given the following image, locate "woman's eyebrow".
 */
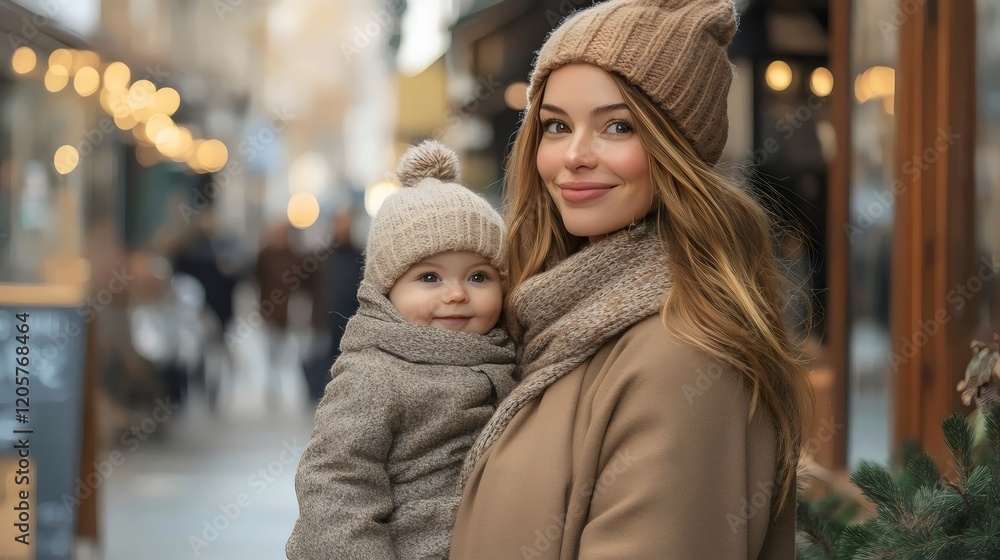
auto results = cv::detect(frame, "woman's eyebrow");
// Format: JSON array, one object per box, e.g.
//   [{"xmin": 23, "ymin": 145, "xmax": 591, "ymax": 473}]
[
  {"xmin": 539, "ymin": 103, "xmax": 629, "ymax": 116},
  {"xmin": 591, "ymin": 103, "xmax": 628, "ymax": 116}
]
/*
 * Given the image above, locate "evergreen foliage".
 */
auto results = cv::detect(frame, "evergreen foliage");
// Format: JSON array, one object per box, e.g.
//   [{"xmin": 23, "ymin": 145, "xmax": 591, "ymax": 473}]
[{"xmin": 796, "ymin": 405, "xmax": 1000, "ymax": 560}]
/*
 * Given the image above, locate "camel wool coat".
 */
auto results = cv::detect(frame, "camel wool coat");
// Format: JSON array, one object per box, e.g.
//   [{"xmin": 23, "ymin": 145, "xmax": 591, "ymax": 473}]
[{"xmin": 449, "ymin": 315, "xmax": 795, "ymax": 560}]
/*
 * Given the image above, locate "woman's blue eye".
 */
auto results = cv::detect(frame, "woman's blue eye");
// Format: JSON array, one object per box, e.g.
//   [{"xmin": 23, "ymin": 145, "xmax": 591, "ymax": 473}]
[
  {"xmin": 606, "ymin": 120, "xmax": 633, "ymax": 134},
  {"xmin": 469, "ymin": 273, "xmax": 487, "ymax": 283},
  {"xmin": 419, "ymin": 273, "xmax": 438, "ymax": 282}
]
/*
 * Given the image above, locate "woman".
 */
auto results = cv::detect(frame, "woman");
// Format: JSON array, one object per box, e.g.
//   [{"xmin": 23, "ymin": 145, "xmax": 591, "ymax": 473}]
[{"xmin": 449, "ymin": 0, "xmax": 811, "ymax": 558}]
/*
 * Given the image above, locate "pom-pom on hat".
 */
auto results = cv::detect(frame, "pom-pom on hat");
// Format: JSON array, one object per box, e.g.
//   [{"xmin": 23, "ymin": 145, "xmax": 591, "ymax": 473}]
[
  {"xmin": 363, "ymin": 140, "xmax": 507, "ymax": 294},
  {"xmin": 528, "ymin": 0, "xmax": 738, "ymax": 165}
]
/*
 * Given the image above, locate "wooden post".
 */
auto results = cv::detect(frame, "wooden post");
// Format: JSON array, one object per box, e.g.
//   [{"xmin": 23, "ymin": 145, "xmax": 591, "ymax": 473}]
[
  {"xmin": 76, "ymin": 319, "xmax": 101, "ymax": 548},
  {"xmin": 894, "ymin": 0, "xmax": 978, "ymax": 469},
  {"xmin": 823, "ymin": 0, "xmax": 852, "ymax": 471}
]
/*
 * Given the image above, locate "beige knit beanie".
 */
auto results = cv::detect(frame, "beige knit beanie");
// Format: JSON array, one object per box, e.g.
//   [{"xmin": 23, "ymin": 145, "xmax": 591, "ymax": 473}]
[
  {"xmin": 528, "ymin": 0, "xmax": 737, "ymax": 164},
  {"xmin": 363, "ymin": 140, "xmax": 507, "ymax": 294}
]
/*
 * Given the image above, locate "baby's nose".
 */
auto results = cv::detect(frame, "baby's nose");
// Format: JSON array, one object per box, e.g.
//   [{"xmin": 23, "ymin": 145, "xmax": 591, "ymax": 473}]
[{"xmin": 442, "ymin": 282, "xmax": 469, "ymax": 303}]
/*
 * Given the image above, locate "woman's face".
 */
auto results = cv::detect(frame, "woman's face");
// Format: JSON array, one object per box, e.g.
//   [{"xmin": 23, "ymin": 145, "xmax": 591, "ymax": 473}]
[{"xmin": 536, "ymin": 63, "xmax": 655, "ymax": 242}]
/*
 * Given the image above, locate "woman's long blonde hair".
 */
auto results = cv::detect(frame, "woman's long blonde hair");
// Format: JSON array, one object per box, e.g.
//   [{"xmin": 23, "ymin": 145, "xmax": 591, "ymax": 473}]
[{"xmin": 504, "ymin": 71, "xmax": 811, "ymax": 511}]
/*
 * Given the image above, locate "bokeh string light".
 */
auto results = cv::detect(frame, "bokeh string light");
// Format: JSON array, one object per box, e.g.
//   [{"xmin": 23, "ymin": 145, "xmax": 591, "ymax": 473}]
[{"xmin": 10, "ymin": 47, "xmax": 232, "ymax": 174}]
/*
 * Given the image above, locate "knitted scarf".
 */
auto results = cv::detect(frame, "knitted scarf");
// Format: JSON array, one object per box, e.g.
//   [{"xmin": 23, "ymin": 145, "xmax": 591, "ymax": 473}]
[
  {"xmin": 459, "ymin": 220, "xmax": 673, "ymax": 485},
  {"xmin": 337, "ymin": 282, "xmax": 516, "ymax": 393}
]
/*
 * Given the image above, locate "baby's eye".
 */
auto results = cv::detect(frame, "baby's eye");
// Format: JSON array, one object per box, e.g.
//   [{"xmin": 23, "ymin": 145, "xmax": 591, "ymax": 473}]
[
  {"xmin": 419, "ymin": 273, "xmax": 439, "ymax": 283},
  {"xmin": 606, "ymin": 120, "xmax": 633, "ymax": 134},
  {"xmin": 469, "ymin": 273, "xmax": 488, "ymax": 283},
  {"xmin": 542, "ymin": 120, "xmax": 568, "ymax": 134}
]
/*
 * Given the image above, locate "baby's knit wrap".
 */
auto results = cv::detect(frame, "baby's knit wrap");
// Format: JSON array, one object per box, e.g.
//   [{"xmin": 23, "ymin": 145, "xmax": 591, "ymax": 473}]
[{"xmin": 287, "ymin": 280, "xmax": 516, "ymax": 558}]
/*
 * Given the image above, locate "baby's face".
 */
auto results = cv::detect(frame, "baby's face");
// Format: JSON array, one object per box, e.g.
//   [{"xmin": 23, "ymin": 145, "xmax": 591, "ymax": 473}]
[{"xmin": 388, "ymin": 251, "xmax": 503, "ymax": 335}]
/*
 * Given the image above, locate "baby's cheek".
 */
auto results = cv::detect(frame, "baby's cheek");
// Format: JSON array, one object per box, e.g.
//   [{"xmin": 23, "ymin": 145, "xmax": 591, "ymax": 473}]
[
  {"xmin": 484, "ymin": 288, "xmax": 504, "ymax": 317},
  {"xmin": 417, "ymin": 299, "xmax": 439, "ymax": 323}
]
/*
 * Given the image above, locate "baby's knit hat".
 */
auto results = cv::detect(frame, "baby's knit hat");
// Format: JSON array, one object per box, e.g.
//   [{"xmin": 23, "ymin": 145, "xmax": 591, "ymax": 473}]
[
  {"xmin": 528, "ymin": 0, "xmax": 737, "ymax": 164},
  {"xmin": 363, "ymin": 140, "xmax": 507, "ymax": 294}
]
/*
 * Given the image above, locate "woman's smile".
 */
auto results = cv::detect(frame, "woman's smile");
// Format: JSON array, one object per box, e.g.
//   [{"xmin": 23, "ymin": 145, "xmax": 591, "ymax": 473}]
[{"xmin": 558, "ymin": 182, "xmax": 615, "ymax": 203}]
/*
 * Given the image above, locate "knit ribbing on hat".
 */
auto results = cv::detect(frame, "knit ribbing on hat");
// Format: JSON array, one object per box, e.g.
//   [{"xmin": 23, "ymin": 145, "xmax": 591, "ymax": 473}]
[
  {"xmin": 363, "ymin": 141, "xmax": 507, "ymax": 294},
  {"xmin": 527, "ymin": 0, "xmax": 737, "ymax": 164}
]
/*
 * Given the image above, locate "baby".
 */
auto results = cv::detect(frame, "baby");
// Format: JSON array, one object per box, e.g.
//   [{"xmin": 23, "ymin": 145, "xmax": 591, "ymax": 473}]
[{"xmin": 286, "ymin": 141, "xmax": 516, "ymax": 559}]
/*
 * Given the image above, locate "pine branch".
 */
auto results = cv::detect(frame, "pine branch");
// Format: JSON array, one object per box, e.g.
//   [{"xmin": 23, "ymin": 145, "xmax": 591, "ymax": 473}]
[
  {"xmin": 851, "ymin": 461, "xmax": 906, "ymax": 521},
  {"xmin": 836, "ymin": 522, "xmax": 876, "ymax": 559},
  {"xmin": 926, "ymin": 487, "xmax": 969, "ymax": 535},
  {"xmin": 903, "ymin": 487, "xmax": 945, "ymax": 536},
  {"xmin": 943, "ymin": 412, "xmax": 975, "ymax": 485},
  {"xmin": 862, "ymin": 521, "xmax": 919, "ymax": 558},
  {"xmin": 798, "ymin": 397, "xmax": 1000, "ymax": 558},
  {"xmin": 966, "ymin": 466, "xmax": 993, "ymax": 514},
  {"xmin": 796, "ymin": 499, "xmax": 837, "ymax": 560},
  {"xmin": 966, "ymin": 513, "xmax": 1000, "ymax": 556},
  {"xmin": 986, "ymin": 405, "xmax": 1000, "ymax": 470},
  {"xmin": 859, "ymin": 530, "xmax": 965, "ymax": 560},
  {"xmin": 908, "ymin": 536, "xmax": 966, "ymax": 560},
  {"xmin": 986, "ymin": 406, "xmax": 1000, "ymax": 515},
  {"xmin": 901, "ymin": 452, "xmax": 941, "ymax": 493},
  {"xmin": 942, "ymin": 476, "xmax": 976, "ymax": 523}
]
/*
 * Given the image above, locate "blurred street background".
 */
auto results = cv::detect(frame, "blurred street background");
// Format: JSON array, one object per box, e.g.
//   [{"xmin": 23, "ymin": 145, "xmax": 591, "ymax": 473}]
[{"xmin": 0, "ymin": 0, "xmax": 997, "ymax": 558}]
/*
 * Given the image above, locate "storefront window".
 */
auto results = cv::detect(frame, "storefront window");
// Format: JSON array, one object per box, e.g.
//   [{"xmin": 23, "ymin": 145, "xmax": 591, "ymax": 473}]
[
  {"xmin": 976, "ymin": 0, "xmax": 1000, "ymax": 335},
  {"xmin": 847, "ymin": 0, "xmax": 897, "ymax": 467},
  {"xmin": 0, "ymin": 77, "xmax": 89, "ymax": 287}
]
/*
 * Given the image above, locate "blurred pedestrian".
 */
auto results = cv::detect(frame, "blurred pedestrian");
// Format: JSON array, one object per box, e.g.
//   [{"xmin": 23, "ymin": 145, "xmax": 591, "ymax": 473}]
[
  {"xmin": 172, "ymin": 212, "xmax": 242, "ymax": 331},
  {"xmin": 255, "ymin": 221, "xmax": 324, "ymax": 404},
  {"xmin": 301, "ymin": 210, "xmax": 364, "ymax": 404},
  {"xmin": 172, "ymin": 211, "xmax": 246, "ymax": 410}
]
